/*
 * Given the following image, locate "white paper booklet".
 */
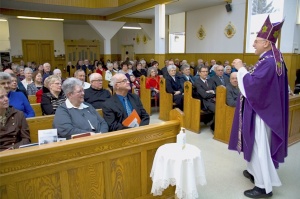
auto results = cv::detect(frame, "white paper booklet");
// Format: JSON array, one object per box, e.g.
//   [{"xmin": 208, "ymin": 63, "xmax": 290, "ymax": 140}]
[{"xmin": 38, "ymin": 129, "xmax": 58, "ymax": 145}]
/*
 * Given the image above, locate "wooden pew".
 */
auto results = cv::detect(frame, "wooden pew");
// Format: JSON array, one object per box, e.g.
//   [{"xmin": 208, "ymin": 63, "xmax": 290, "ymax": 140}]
[
  {"xmin": 288, "ymin": 95, "xmax": 300, "ymax": 146},
  {"xmin": 28, "ymin": 95, "xmax": 36, "ymax": 104},
  {"xmin": 214, "ymin": 86, "xmax": 235, "ymax": 143},
  {"xmin": 27, "ymin": 109, "xmax": 104, "ymax": 143},
  {"xmin": 139, "ymin": 75, "xmax": 152, "ymax": 115},
  {"xmin": 1, "ymin": 109, "xmax": 184, "ymax": 199},
  {"xmin": 214, "ymin": 86, "xmax": 300, "ymax": 146},
  {"xmin": 183, "ymin": 81, "xmax": 201, "ymax": 133},
  {"xmin": 31, "ymin": 103, "xmax": 43, "ymax": 116},
  {"xmin": 102, "ymin": 70, "xmax": 109, "ymax": 89},
  {"xmin": 159, "ymin": 78, "xmax": 173, "ymax": 121}
]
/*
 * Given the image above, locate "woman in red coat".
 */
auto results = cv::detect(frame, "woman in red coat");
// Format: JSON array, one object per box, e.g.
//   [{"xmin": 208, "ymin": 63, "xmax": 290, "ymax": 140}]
[{"xmin": 146, "ymin": 67, "xmax": 160, "ymax": 99}]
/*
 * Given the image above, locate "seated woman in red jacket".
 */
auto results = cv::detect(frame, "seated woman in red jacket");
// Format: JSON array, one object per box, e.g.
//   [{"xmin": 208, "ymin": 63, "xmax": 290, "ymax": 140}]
[
  {"xmin": 146, "ymin": 67, "xmax": 160, "ymax": 99},
  {"xmin": 0, "ymin": 87, "xmax": 30, "ymax": 151}
]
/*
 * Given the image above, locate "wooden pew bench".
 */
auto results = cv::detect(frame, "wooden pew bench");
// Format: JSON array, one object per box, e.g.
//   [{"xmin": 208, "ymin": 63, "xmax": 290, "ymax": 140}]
[
  {"xmin": 28, "ymin": 95, "xmax": 36, "ymax": 104},
  {"xmin": 159, "ymin": 78, "xmax": 175, "ymax": 121},
  {"xmin": 214, "ymin": 86, "xmax": 300, "ymax": 146},
  {"xmin": 1, "ymin": 109, "xmax": 183, "ymax": 199},
  {"xmin": 139, "ymin": 75, "xmax": 158, "ymax": 115},
  {"xmin": 27, "ymin": 109, "xmax": 104, "ymax": 143},
  {"xmin": 31, "ymin": 103, "xmax": 42, "ymax": 116}
]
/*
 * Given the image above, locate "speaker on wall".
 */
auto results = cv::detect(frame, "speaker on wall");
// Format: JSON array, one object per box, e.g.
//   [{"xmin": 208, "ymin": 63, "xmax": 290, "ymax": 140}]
[{"xmin": 225, "ymin": 3, "xmax": 232, "ymax": 12}]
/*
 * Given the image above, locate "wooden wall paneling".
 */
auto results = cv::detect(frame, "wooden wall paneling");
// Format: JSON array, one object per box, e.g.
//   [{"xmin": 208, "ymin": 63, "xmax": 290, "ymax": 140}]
[
  {"xmin": 68, "ymin": 162, "xmax": 105, "ymax": 198},
  {"xmin": 39, "ymin": 40, "xmax": 54, "ymax": 64},
  {"xmin": 22, "ymin": 40, "xmax": 39, "ymax": 63},
  {"xmin": 22, "ymin": 40, "xmax": 54, "ymax": 66},
  {"xmin": 65, "ymin": 40, "xmax": 100, "ymax": 67}
]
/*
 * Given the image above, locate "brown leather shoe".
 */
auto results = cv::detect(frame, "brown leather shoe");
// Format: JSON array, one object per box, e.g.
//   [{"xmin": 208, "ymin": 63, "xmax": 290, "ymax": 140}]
[
  {"xmin": 243, "ymin": 170, "xmax": 255, "ymax": 184},
  {"xmin": 244, "ymin": 186, "xmax": 273, "ymax": 198}
]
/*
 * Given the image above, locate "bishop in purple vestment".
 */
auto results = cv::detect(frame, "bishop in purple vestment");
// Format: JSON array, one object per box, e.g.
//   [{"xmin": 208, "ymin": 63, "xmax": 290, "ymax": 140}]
[{"xmin": 228, "ymin": 16, "xmax": 288, "ymax": 198}]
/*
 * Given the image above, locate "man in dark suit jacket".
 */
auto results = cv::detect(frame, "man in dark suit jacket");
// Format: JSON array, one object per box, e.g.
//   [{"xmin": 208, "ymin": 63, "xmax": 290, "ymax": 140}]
[
  {"xmin": 102, "ymin": 73, "xmax": 149, "ymax": 131},
  {"xmin": 211, "ymin": 65, "xmax": 230, "ymax": 87},
  {"xmin": 226, "ymin": 72, "xmax": 239, "ymax": 107},
  {"xmin": 194, "ymin": 66, "xmax": 216, "ymax": 113},
  {"xmin": 179, "ymin": 64, "xmax": 194, "ymax": 89},
  {"xmin": 165, "ymin": 65, "xmax": 184, "ymax": 111}
]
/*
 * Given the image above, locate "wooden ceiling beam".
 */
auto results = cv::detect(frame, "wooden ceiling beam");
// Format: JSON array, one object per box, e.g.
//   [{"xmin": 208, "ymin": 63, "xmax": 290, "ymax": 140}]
[
  {"xmin": 11, "ymin": 0, "xmax": 118, "ymax": 8},
  {"xmin": 105, "ymin": 0, "xmax": 178, "ymax": 20},
  {"xmin": 0, "ymin": 8, "xmax": 105, "ymax": 20}
]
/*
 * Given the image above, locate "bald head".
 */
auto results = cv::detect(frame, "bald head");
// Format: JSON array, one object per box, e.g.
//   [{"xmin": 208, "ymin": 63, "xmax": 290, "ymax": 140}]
[
  {"xmin": 4, "ymin": 69, "xmax": 14, "ymax": 75},
  {"xmin": 230, "ymin": 72, "xmax": 238, "ymax": 87}
]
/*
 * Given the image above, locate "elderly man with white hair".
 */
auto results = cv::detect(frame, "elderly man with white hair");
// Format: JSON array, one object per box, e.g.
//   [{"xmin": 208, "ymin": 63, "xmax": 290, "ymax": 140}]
[
  {"xmin": 42, "ymin": 62, "xmax": 53, "ymax": 82},
  {"xmin": 102, "ymin": 73, "xmax": 149, "ymax": 132},
  {"xmin": 84, "ymin": 73, "xmax": 111, "ymax": 109}
]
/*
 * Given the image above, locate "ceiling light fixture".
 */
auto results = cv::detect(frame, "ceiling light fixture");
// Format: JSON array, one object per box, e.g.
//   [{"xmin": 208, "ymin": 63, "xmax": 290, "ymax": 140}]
[
  {"xmin": 122, "ymin": 26, "xmax": 142, "ymax": 30},
  {"xmin": 42, "ymin": 18, "xmax": 64, "ymax": 21},
  {"xmin": 17, "ymin": 16, "xmax": 64, "ymax": 21},
  {"xmin": 0, "ymin": 19, "xmax": 7, "ymax": 22},
  {"xmin": 17, "ymin": 16, "xmax": 41, "ymax": 20}
]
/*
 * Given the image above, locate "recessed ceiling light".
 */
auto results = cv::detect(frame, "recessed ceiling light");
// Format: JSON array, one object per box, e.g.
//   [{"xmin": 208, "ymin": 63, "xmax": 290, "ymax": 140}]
[{"xmin": 122, "ymin": 26, "xmax": 142, "ymax": 30}]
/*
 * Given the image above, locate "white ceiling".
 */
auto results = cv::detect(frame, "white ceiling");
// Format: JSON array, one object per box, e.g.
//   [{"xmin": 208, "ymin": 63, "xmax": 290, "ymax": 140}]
[{"xmin": 0, "ymin": 0, "xmax": 227, "ymax": 20}]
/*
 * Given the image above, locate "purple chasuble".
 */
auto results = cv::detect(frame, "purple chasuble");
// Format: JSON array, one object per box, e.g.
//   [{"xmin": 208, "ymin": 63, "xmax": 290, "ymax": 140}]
[{"xmin": 228, "ymin": 50, "xmax": 289, "ymax": 169}]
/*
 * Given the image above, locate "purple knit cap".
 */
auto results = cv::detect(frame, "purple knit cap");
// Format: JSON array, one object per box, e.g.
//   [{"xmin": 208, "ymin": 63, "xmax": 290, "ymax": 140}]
[{"xmin": 257, "ymin": 15, "xmax": 285, "ymax": 76}]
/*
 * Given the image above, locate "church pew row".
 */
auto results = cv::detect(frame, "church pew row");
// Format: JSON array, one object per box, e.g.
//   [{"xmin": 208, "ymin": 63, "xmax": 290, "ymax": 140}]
[
  {"xmin": 27, "ymin": 109, "xmax": 103, "ymax": 143},
  {"xmin": 158, "ymin": 79, "xmax": 207, "ymax": 133},
  {"xmin": 0, "ymin": 109, "xmax": 183, "ymax": 199},
  {"xmin": 139, "ymin": 75, "xmax": 155, "ymax": 115},
  {"xmin": 28, "ymin": 95, "xmax": 36, "ymax": 104},
  {"xmin": 31, "ymin": 103, "xmax": 42, "ymax": 116},
  {"xmin": 214, "ymin": 86, "xmax": 300, "ymax": 146},
  {"xmin": 183, "ymin": 81, "xmax": 201, "ymax": 133}
]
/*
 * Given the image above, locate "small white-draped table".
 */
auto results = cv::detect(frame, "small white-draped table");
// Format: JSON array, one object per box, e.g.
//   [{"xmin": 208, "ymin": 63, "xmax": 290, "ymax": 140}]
[{"xmin": 150, "ymin": 143, "xmax": 207, "ymax": 199}]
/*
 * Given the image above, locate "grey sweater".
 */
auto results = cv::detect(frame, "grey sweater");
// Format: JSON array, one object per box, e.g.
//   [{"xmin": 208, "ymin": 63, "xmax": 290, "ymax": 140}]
[{"xmin": 53, "ymin": 102, "xmax": 108, "ymax": 139}]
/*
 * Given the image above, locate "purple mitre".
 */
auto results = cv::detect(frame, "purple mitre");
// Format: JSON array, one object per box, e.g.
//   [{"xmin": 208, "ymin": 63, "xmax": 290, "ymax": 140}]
[
  {"xmin": 257, "ymin": 15, "xmax": 285, "ymax": 76},
  {"xmin": 257, "ymin": 15, "xmax": 284, "ymax": 44}
]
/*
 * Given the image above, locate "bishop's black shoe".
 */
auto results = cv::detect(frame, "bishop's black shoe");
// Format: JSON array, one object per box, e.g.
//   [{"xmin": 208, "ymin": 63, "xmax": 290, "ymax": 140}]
[
  {"xmin": 243, "ymin": 170, "xmax": 255, "ymax": 184},
  {"xmin": 244, "ymin": 186, "xmax": 273, "ymax": 198}
]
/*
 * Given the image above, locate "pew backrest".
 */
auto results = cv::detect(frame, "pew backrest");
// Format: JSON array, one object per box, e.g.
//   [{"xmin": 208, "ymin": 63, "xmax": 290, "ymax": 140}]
[
  {"xmin": 183, "ymin": 81, "xmax": 201, "ymax": 133},
  {"xmin": 27, "ymin": 115, "xmax": 55, "ymax": 143},
  {"xmin": 28, "ymin": 95, "xmax": 36, "ymax": 104},
  {"xmin": 31, "ymin": 103, "xmax": 43, "ymax": 116},
  {"xmin": 139, "ymin": 75, "xmax": 152, "ymax": 115},
  {"xmin": 214, "ymin": 86, "xmax": 235, "ymax": 143},
  {"xmin": 159, "ymin": 78, "xmax": 173, "ymax": 121}
]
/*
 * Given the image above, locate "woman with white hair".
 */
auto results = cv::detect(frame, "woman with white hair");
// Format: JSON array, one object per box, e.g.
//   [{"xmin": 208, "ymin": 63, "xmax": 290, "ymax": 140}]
[
  {"xmin": 21, "ymin": 67, "xmax": 33, "ymax": 90},
  {"xmin": 53, "ymin": 78, "xmax": 108, "ymax": 139},
  {"xmin": 27, "ymin": 71, "xmax": 43, "ymax": 95},
  {"xmin": 41, "ymin": 75, "xmax": 66, "ymax": 115},
  {"xmin": 165, "ymin": 65, "xmax": 184, "ymax": 111}
]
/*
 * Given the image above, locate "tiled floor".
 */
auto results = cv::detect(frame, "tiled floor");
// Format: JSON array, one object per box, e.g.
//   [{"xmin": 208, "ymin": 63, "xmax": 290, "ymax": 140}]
[{"xmin": 149, "ymin": 111, "xmax": 300, "ymax": 199}]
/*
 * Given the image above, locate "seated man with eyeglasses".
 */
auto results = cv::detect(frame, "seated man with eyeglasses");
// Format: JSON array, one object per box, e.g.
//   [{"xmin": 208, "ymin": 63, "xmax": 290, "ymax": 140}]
[
  {"xmin": 84, "ymin": 73, "xmax": 111, "ymax": 109},
  {"xmin": 102, "ymin": 73, "xmax": 150, "ymax": 132}
]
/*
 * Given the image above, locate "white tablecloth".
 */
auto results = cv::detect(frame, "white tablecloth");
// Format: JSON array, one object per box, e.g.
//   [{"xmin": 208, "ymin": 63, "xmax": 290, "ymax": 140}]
[{"xmin": 150, "ymin": 143, "xmax": 207, "ymax": 199}]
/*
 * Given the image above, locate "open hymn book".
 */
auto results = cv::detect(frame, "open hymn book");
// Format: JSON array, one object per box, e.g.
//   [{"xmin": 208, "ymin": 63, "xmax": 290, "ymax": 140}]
[{"xmin": 122, "ymin": 109, "xmax": 141, "ymax": 127}]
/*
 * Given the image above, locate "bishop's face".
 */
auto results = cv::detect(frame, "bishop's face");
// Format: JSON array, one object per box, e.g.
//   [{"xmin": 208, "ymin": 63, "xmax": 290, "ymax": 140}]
[{"xmin": 253, "ymin": 37, "xmax": 269, "ymax": 56}]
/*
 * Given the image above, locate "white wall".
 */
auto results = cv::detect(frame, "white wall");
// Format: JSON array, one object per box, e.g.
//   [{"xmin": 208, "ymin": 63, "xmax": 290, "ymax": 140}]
[
  {"xmin": 0, "ymin": 21, "xmax": 10, "ymax": 52},
  {"xmin": 186, "ymin": 0, "xmax": 246, "ymax": 53},
  {"xmin": 281, "ymin": 0, "xmax": 300, "ymax": 53},
  {"xmin": 8, "ymin": 19, "xmax": 64, "ymax": 56},
  {"xmin": 63, "ymin": 23, "xmax": 104, "ymax": 54}
]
